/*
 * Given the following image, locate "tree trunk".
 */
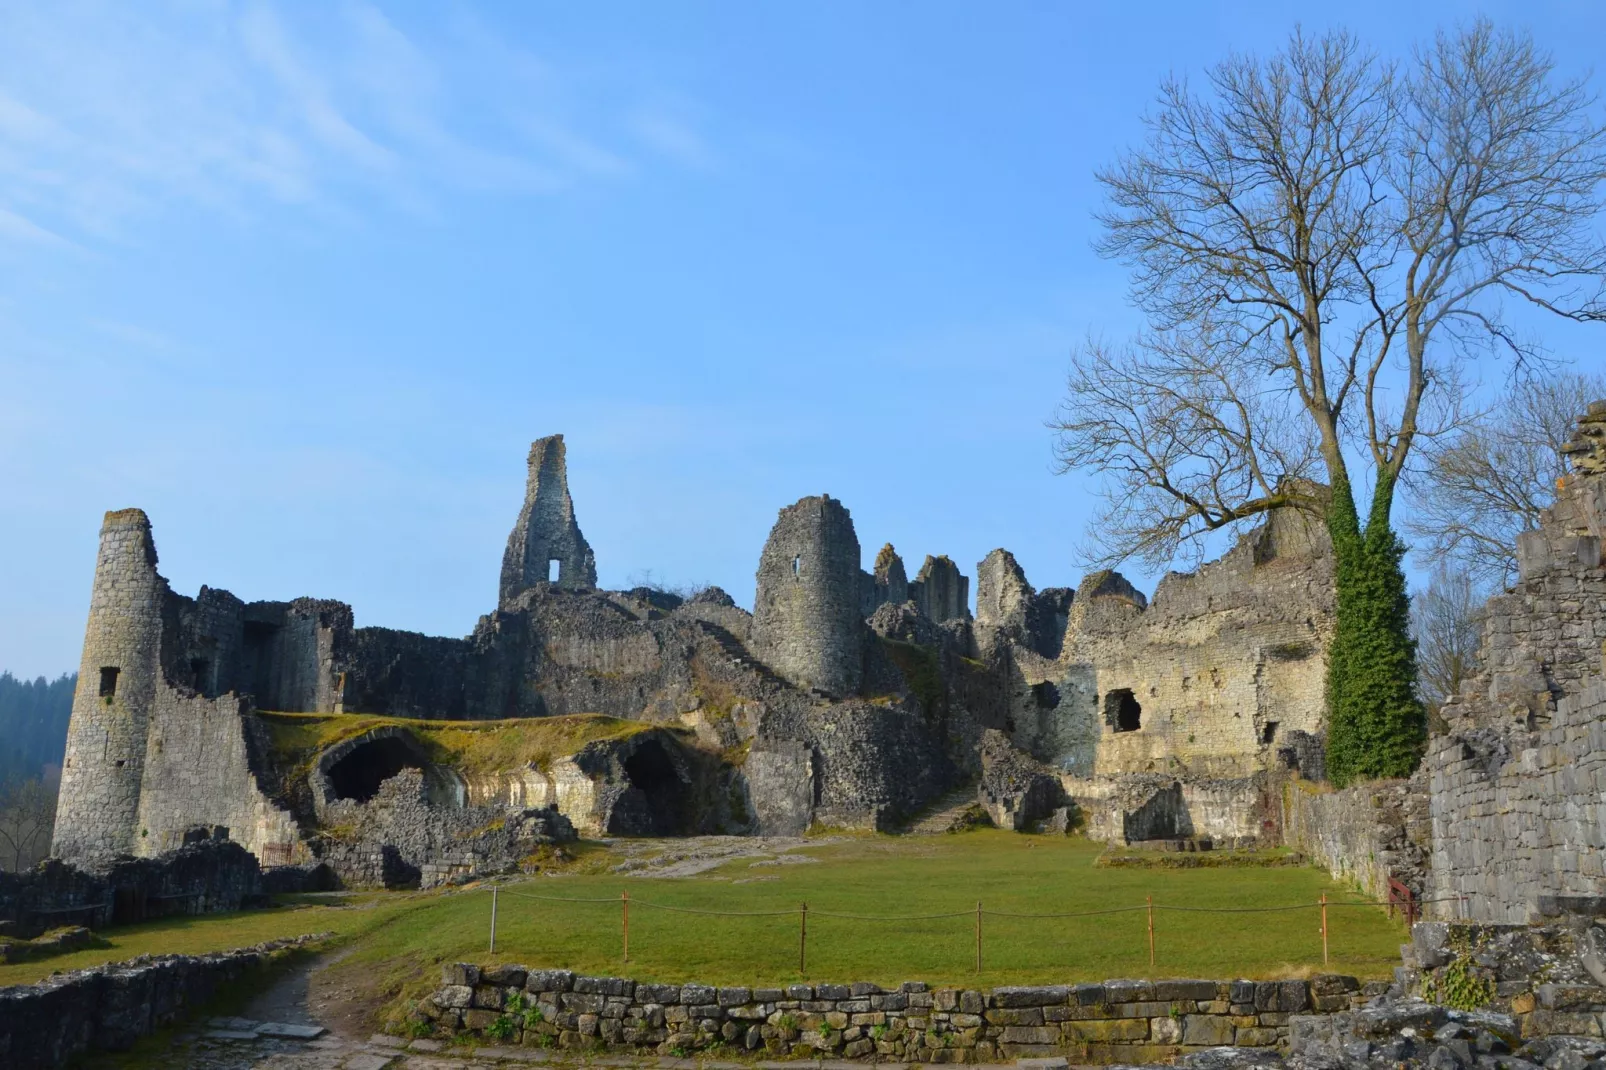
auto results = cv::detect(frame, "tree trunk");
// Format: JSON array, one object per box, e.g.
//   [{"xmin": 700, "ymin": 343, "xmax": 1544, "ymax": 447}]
[{"xmin": 1324, "ymin": 471, "xmax": 1428, "ymax": 786}]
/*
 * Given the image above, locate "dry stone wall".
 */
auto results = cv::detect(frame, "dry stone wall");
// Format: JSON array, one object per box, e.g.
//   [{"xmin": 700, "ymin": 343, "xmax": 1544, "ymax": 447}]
[
  {"xmin": 419, "ymin": 964, "xmax": 1370, "ymax": 1064},
  {"xmin": 0, "ymin": 934, "xmax": 321, "ymax": 1069}
]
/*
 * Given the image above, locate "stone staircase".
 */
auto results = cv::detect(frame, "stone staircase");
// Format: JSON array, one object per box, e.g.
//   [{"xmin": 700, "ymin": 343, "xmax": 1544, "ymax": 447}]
[
  {"xmin": 905, "ymin": 781, "xmax": 982, "ymax": 834},
  {"xmin": 693, "ymin": 620, "xmax": 792, "ymax": 693}
]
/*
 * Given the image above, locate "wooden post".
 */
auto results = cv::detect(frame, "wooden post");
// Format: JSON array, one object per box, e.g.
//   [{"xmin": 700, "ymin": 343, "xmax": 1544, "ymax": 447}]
[
  {"xmin": 489, "ymin": 886, "xmax": 498, "ymax": 955},
  {"xmin": 1320, "ymin": 894, "xmax": 1329, "ymax": 965},
  {"xmin": 1146, "ymin": 896, "xmax": 1154, "ymax": 968},
  {"xmin": 975, "ymin": 901, "xmax": 982, "ymax": 973},
  {"xmin": 799, "ymin": 902, "xmax": 808, "ymax": 977},
  {"xmin": 622, "ymin": 890, "xmax": 630, "ymax": 963}
]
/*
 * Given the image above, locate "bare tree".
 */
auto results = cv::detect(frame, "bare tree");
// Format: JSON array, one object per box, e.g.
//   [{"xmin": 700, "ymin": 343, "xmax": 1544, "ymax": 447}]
[
  {"xmin": 1054, "ymin": 23, "xmax": 1606, "ymax": 783},
  {"xmin": 1056, "ymin": 23, "xmax": 1606, "ymax": 566},
  {"xmin": 0, "ymin": 770, "xmax": 59, "ymax": 871},
  {"xmin": 1410, "ymin": 566, "xmax": 1485, "ymax": 717},
  {"xmin": 1406, "ymin": 372, "xmax": 1606, "ymax": 585}
]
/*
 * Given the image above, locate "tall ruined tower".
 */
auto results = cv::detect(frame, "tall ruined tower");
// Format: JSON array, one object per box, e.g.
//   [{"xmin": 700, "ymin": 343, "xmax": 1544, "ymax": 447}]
[
  {"xmin": 499, "ymin": 434, "xmax": 597, "ymax": 608},
  {"xmin": 53, "ymin": 509, "xmax": 167, "ymax": 863},
  {"xmin": 752, "ymin": 495, "xmax": 863, "ymax": 698}
]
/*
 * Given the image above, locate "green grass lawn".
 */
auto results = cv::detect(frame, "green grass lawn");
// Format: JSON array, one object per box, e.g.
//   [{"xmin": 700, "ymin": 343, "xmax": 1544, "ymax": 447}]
[
  {"xmin": 343, "ymin": 831, "xmax": 1406, "ymax": 1018},
  {"xmin": 2, "ymin": 830, "xmax": 1408, "ymax": 1022},
  {"xmin": 0, "ymin": 893, "xmax": 418, "ymax": 987}
]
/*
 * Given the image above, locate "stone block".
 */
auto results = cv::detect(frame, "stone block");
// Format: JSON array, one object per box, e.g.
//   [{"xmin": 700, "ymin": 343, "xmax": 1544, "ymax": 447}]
[
  {"xmin": 985, "ymin": 1008, "xmax": 1043, "ymax": 1026},
  {"xmin": 443, "ymin": 963, "xmax": 481, "ymax": 987},
  {"xmin": 573, "ymin": 975, "xmax": 633, "ymax": 997},
  {"xmin": 483, "ymin": 964, "xmax": 528, "ymax": 988},
  {"xmin": 438, "ymin": 985, "xmax": 473, "ymax": 1009},
  {"xmin": 525, "ymin": 969, "xmax": 574, "ymax": 994},
  {"xmin": 1000, "ymin": 1025, "xmax": 1061, "ymax": 1045},
  {"xmin": 1066, "ymin": 1017, "xmax": 1148, "ymax": 1042},
  {"xmin": 1153, "ymin": 980, "xmax": 1217, "ymax": 1002},
  {"xmin": 717, "ymin": 987, "xmax": 752, "ymax": 1007},
  {"xmin": 1181, "ymin": 1015, "xmax": 1234, "ymax": 1046},
  {"xmin": 993, "ymin": 985, "xmax": 1070, "ymax": 1008},
  {"xmin": 1072, "ymin": 983, "xmax": 1107, "ymax": 1006},
  {"xmin": 680, "ymin": 984, "xmax": 715, "ymax": 1005},
  {"xmin": 816, "ymin": 983, "xmax": 852, "ymax": 1000},
  {"xmin": 1102, "ymin": 979, "xmax": 1154, "ymax": 1003}
]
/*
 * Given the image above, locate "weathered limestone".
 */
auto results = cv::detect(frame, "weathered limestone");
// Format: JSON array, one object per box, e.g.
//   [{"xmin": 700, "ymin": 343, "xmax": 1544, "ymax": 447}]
[
  {"xmin": 418, "ymin": 965, "xmax": 1368, "ymax": 1061},
  {"xmin": 751, "ymin": 495, "xmax": 865, "ymax": 698},
  {"xmin": 910, "ymin": 554, "xmax": 970, "ymax": 623},
  {"xmin": 499, "ymin": 434, "xmax": 597, "ymax": 606},
  {"xmin": 1282, "ymin": 773, "xmax": 1431, "ymax": 902},
  {"xmin": 1010, "ymin": 505, "xmax": 1334, "ymax": 785},
  {"xmin": 1426, "ymin": 402, "xmax": 1606, "ymax": 923}
]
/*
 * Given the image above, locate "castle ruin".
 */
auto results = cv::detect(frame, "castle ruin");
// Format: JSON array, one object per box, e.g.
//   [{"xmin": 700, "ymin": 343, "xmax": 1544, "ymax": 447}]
[{"xmin": 50, "ymin": 425, "xmax": 1362, "ymax": 886}]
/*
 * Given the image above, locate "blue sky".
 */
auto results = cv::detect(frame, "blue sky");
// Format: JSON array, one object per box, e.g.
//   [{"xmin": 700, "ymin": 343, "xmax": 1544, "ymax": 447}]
[{"xmin": 3, "ymin": 1, "xmax": 1604, "ymax": 678}]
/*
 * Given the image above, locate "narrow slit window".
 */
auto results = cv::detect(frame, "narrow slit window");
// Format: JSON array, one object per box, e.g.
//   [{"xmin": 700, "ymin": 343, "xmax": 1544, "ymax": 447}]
[
  {"xmin": 792, "ymin": 555, "xmax": 802, "ymax": 578},
  {"xmin": 548, "ymin": 558, "xmax": 561, "ymax": 583},
  {"xmin": 99, "ymin": 666, "xmax": 120, "ymax": 699},
  {"xmin": 1260, "ymin": 721, "xmax": 1279, "ymax": 745}
]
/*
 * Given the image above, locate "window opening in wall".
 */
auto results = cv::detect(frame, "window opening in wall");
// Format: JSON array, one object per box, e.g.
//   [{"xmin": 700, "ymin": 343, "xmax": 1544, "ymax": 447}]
[
  {"xmin": 99, "ymin": 666, "xmax": 120, "ymax": 699},
  {"xmin": 792, "ymin": 555, "xmax": 802, "ymax": 578},
  {"xmin": 1104, "ymin": 688, "xmax": 1142, "ymax": 732},
  {"xmin": 190, "ymin": 658, "xmax": 210, "ymax": 692},
  {"xmin": 1031, "ymin": 681, "xmax": 1061, "ymax": 710},
  {"xmin": 1260, "ymin": 721, "xmax": 1279, "ymax": 745},
  {"xmin": 548, "ymin": 558, "xmax": 561, "ymax": 583}
]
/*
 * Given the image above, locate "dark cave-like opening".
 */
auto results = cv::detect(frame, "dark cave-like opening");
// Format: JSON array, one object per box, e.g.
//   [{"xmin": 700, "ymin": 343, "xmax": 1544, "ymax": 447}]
[
  {"xmin": 1105, "ymin": 688, "xmax": 1142, "ymax": 732},
  {"xmin": 326, "ymin": 736, "xmax": 423, "ymax": 803},
  {"xmin": 609, "ymin": 738, "xmax": 689, "ymax": 836}
]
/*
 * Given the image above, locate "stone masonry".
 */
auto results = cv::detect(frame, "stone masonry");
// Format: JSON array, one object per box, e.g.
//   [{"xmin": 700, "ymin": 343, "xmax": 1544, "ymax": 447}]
[
  {"xmin": 1426, "ymin": 402, "xmax": 1606, "ymax": 923},
  {"xmin": 498, "ymin": 434, "xmax": 598, "ymax": 606},
  {"xmin": 420, "ymin": 964, "xmax": 1369, "ymax": 1064},
  {"xmin": 750, "ymin": 495, "xmax": 865, "ymax": 699}
]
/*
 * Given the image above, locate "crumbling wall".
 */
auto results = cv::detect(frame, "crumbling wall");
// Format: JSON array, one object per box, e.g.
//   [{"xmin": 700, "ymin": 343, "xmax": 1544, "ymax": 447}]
[
  {"xmin": 499, "ymin": 434, "xmax": 598, "ymax": 606},
  {"xmin": 750, "ymin": 495, "xmax": 865, "ymax": 699},
  {"xmin": 1001, "ymin": 506, "xmax": 1334, "ymax": 781},
  {"xmin": 1283, "ymin": 773, "xmax": 1431, "ymax": 901},
  {"xmin": 909, "ymin": 555, "xmax": 970, "ymax": 623},
  {"xmin": 1427, "ymin": 403, "xmax": 1606, "ymax": 923}
]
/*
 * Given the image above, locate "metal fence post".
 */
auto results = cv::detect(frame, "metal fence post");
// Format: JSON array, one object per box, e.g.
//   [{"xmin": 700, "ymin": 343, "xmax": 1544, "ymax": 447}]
[
  {"xmin": 799, "ymin": 903, "xmax": 808, "ymax": 977},
  {"xmin": 622, "ymin": 890, "xmax": 630, "ymax": 963},
  {"xmin": 490, "ymin": 886, "xmax": 498, "ymax": 955},
  {"xmin": 975, "ymin": 901, "xmax": 982, "ymax": 973},
  {"xmin": 1146, "ymin": 896, "xmax": 1155, "ymax": 968},
  {"xmin": 1319, "ymin": 894, "xmax": 1329, "ymax": 965}
]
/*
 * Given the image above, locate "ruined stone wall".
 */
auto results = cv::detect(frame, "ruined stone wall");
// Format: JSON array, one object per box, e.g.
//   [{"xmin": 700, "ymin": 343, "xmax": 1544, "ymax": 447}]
[
  {"xmin": 1001, "ymin": 506, "xmax": 1333, "ymax": 782},
  {"xmin": 1063, "ymin": 773, "xmax": 1278, "ymax": 845},
  {"xmin": 54, "ymin": 510, "xmax": 166, "ymax": 863},
  {"xmin": 1282, "ymin": 774, "xmax": 1431, "ymax": 902},
  {"xmin": 910, "ymin": 555, "xmax": 970, "ymax": 623},
  {"xmin": 135, "ymin": 691, "xmax": 305, "ymax": 866},
  {"xmin": 1426, "ymin": 404, "xmax": 1606, "ymax": 923},
  {"xmin": 0, "ymin": 935, "xmax": 321, "ymax": 1068},
  {"xmin": 422, "ymin": 965, "xmax": 1369, "ymax": 1063},
  {"xmin": 499, "ymin": 434, "xmax": 597, "ymax": 607},
  {"xmin": 751, "ymin": 495, "xmax": 865, "ymax": 698}
]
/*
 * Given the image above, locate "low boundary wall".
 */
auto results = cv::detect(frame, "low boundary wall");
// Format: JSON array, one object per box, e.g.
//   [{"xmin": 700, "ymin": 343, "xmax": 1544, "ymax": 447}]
[
  {"xmin": 0, "ymin": 934, "xmax": 323, "ymax": 1070},
  {"xmin": 416, "ymin": 965, "xmax": 1378, "ymax": 1064}
]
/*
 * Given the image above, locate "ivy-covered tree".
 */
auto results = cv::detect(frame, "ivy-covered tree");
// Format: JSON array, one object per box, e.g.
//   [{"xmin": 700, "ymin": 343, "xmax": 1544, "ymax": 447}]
[{"xmin": 1054, "ymin": 24, "xmax": 1606, "ymax": 784}]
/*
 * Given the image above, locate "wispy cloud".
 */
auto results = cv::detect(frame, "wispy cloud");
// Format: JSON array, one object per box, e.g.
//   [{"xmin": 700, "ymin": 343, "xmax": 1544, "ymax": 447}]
[{"xmin": 0, "ymin": 1, "xmax": 718, "ymax": 247}]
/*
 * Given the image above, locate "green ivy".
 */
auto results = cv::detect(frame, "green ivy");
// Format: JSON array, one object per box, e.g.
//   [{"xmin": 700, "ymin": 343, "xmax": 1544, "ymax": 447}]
[
  {"xmin": 1324, "ymin": 471, "xmax": 1427, "ymax": 786},
  {"xmin": 485, "ymin": 1014, "xmax": 516, "ymax": 1040}
]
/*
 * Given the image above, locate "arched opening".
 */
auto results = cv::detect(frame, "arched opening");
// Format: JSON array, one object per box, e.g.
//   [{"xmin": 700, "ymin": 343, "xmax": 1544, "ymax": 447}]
[
  {"xmin": 325, "ymin": 735, "xmax": 424, "ymax": 803},
  {"xmin": 1031, "ymin": 681, "xmax": 1060, "ymax": 710},
  {"xmin": 607, "ymin": 737, "xmax": 690, "ymax": 836},
  {"xmin": 1104, "ymin": 688, "xmax": 1142, "ymax": 732}
]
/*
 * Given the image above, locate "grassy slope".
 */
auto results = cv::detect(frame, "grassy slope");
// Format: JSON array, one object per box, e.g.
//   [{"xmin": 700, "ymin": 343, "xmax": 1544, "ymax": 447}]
[
  {"xmin": 0, "ymin": 895, "xmax": 416, "ymax": 987},
  {"xmin": 257, "ymin": 711, "xmax": 665, "ymax": 788},
  {"xmin": 346, "ymin": 831, "xmax": 1406, "ymax": 1021},
  {"xmin": 2, "ymin": 832, "xmax": 1406, "ymax": 1017}
]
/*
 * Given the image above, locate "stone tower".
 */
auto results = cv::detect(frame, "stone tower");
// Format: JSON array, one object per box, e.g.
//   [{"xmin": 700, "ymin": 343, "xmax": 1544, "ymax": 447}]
[
  {"xmin": 752, "ymin": 495, "xmax": 864, "ymax": 698},
  {"xmin": 53, "ymin": 509, "xmax": 166, "ymax": 863},
  {"xmin": 499, "ymin": 434, "xmax": 597, "ymax": 608}
]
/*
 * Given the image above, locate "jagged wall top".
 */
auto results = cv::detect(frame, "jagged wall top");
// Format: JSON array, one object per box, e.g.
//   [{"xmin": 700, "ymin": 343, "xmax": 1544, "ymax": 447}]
[
  {"xmin": 499, "ymin": 435, "xmax": 597, "ymax": 608},
  {"xmin": 752, "ymin": 494, "xmax": 864, "ymax": 698}
]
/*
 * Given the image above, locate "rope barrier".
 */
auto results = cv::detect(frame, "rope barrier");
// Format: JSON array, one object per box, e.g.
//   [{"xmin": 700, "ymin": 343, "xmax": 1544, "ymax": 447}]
[{"xmin": 488, "ymin": 879, "xmax": 1438, "ymax": 970}]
